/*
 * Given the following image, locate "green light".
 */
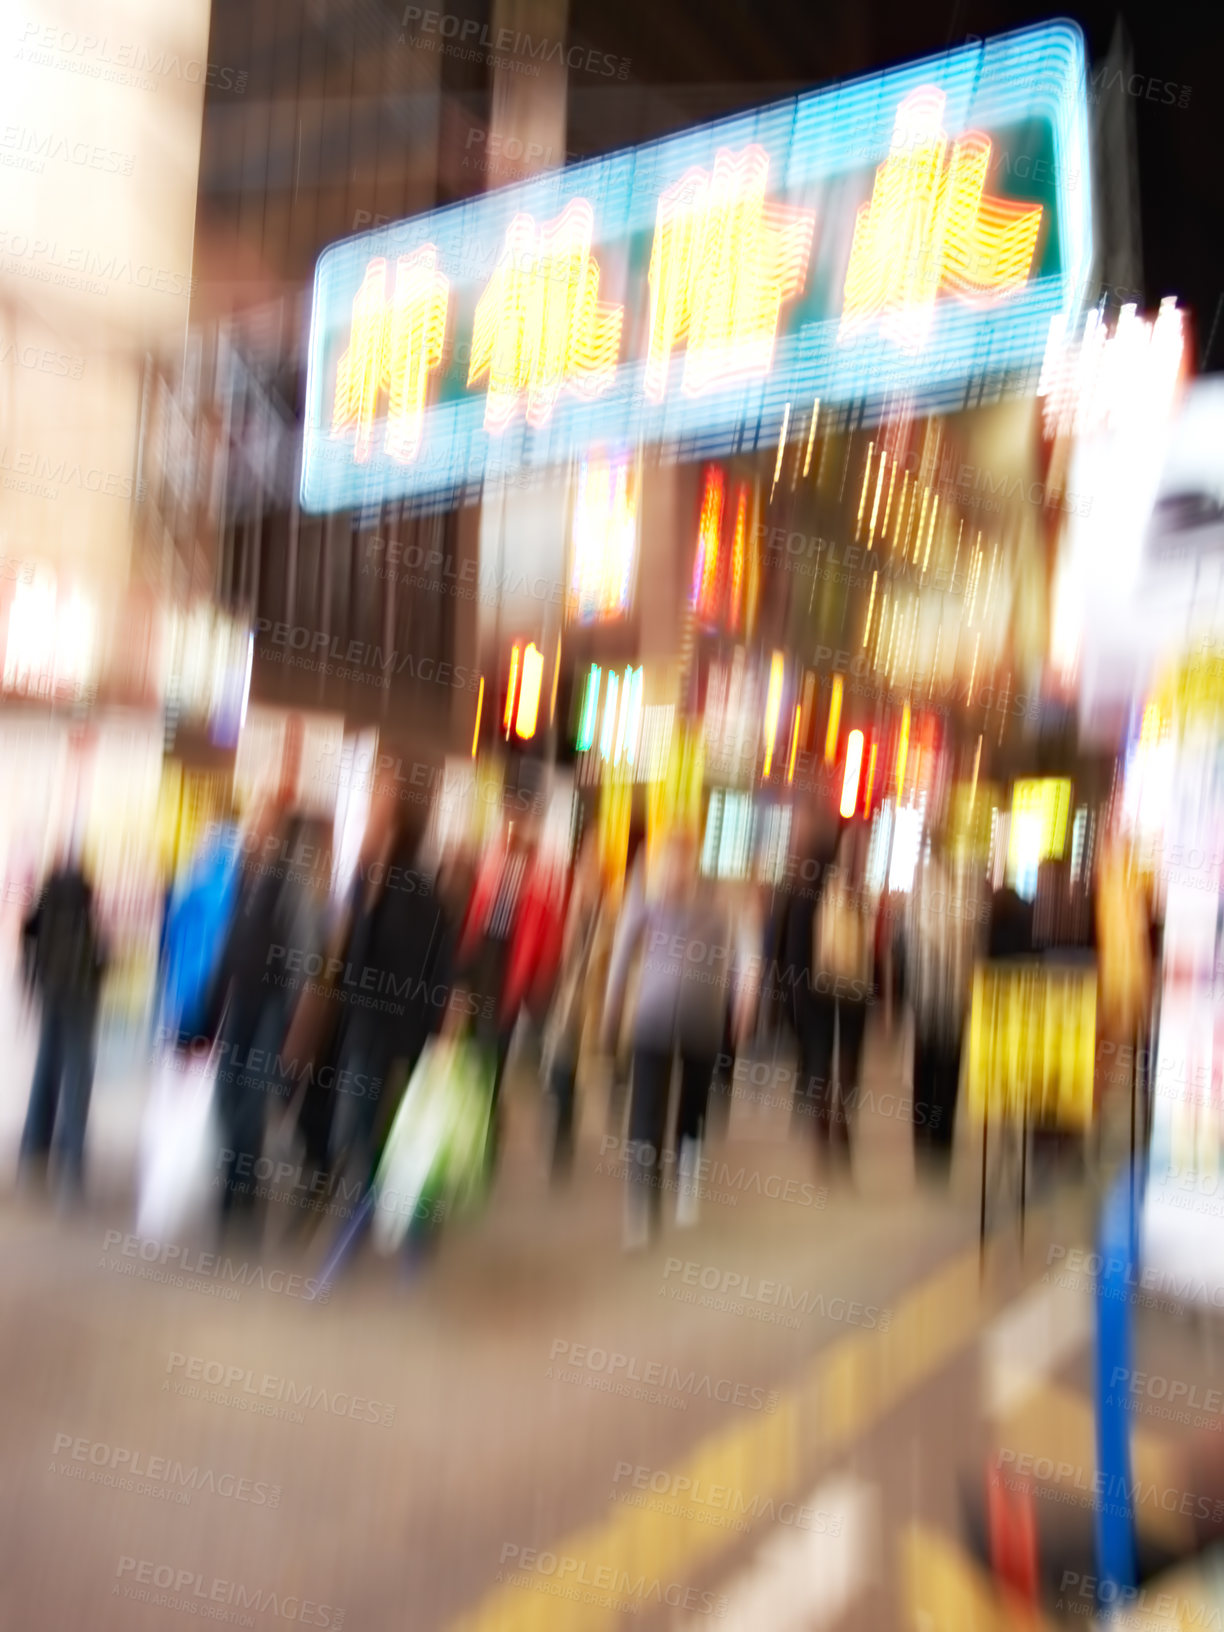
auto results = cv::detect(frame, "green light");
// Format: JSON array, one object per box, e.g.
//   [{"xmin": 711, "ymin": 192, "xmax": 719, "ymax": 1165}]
[{"xmin": 576, "ymin": 664, "xmax": 601, "ymax": 752}]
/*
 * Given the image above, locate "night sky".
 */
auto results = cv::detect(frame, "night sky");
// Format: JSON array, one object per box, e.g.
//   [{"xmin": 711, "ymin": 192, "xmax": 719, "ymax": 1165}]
[{"xmin": 566, "ymin": 0, "xmax": 1223, "ymax": 368}]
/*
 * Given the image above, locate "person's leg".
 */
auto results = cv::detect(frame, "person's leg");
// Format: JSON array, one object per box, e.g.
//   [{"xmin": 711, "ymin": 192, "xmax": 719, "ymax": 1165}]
[
  {"xmin": 795, "ymin": 995, "xmax": 836, "ymax": 1144},
  {"xmin": 912, "ymin": 1029, "xmax": 937, "ymax": 1157},
  {"xmin": 51, "ymin": 1005, "xmax": 97, "ymax": 1199},
  {"xmin": 835, "ymin": 999, "xmax": 868, "ymax": 1152},
  {"xmin": 19, "ymin": 1007, "xmax": 64, "ymax": 1179},
  {"xmin": 213, "ymin": 1001, "xmax": 264, "ymax": 1220},
  {"xmin": 675, "ymin": 1048, "xmax": 716, "ymax": 1226},
  {"xmin": 548, "ymin": 1052, "xmax": 578, "ymax": 1184},
  {"xmin": 626, "ymin": 1049, "xmax": 670, "ymax": 1247},
  {"xmin": 928, "ymin": 1033, "xmax": 963, "ymax": 1176},
  {"xmin": 330, "ymin": 1026, "xmax": 390, "ymax": 1196}
]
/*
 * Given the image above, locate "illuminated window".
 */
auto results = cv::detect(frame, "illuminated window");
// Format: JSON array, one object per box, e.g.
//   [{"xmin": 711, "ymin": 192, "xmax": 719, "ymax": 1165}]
[
  {"xmin": 646, "ymin": 145, "xmax": 815, "ymax": 400},
  {"xmin": 331, "ymin": 249, "xmax": 450, "ymax": 463},
  {"xmin": 569, "ymin": 456, "xmax": 637, "ymax": 622},
  {"xmin": 469, "ymin": 199, "xmax": 623, "ymax": 432},
  {"xmin": 839, "ymin": 88, "xmax": 1043, "ymax": 355}
]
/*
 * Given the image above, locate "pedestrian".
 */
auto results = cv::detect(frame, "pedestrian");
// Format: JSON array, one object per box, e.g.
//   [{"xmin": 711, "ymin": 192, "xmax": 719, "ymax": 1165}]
[
  {"xmin": 328, "ymin": 802, "xmax": 456, "ymax": 1199},
  {"xmin": 601, "ymin": 830, "xmax": 748, "ymax": 1248},
  {"xmin": 779, "ymin": 805, "xmax": 841, "ymax": 1142},
  {"xmin": 807, "ymin": 817, "xmax": 878, "ymax": 1167},
  {"xmin": 19, "ymin": 841, "xmax": 108, "ymax": 1203},
  {"xmin": 541, "ymin": 831, "xmax": 604, "ymax": 1183},
  {"xmin": 905, "ymin": 827, "xmax": 987, "ymax": 1181},
  {"xmin": 204, "ymin": 797, "xmax": 304, "ymax": 1232}
]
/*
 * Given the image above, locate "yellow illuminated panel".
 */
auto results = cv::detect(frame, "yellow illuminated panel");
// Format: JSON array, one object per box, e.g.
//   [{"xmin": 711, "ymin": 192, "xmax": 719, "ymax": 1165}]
[
  {"xmin": 966, "ymin": 965, "xmax": 1096, "ymax": 1129},
  {"xmin": 825, "ymin": 675, "xmax": 843, "ymax": 763},
  {"xmin": 515, "ymin": 643, "xmax": 544, "ymax": 740},
  {"xmin": 331, "ymin": 248, "xmax": 450, "ymax": 464},
  {"xmin": 469, "ymin": 199, "xmax": 623, "ymax": 432},
  {"xmin": 504, "ymin": 643, "xmax": 520, "ymax": 736},
  {"xmin": 646, "ymin": 145, "xmax": 815, "ymax": 400},
  {"xmin": 1007, "ymin": 778, "xmax": 1071, "ymax": 881},
  {"xmin": 896, "ymin": 702, "xmax": 910, "ymax": 805},
  {"xmin": 839, "ymin": 88, "xmax": 1043, "ymax": 355}
]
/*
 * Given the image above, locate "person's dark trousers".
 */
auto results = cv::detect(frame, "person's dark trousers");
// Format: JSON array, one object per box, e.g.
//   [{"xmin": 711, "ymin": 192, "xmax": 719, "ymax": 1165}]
[
  {"xmin": 214, "ymin": 995, "xmax": 291, "ymax": 1223},
  {"xmin": 793, "ymin": 992, "xmax": 836, "ymax": 1141},
  {"xmin": 676, "ymin": 1048, "xmax": 716, "ymax": 1148},
  {"xmin": 20, "ymin": 997, "xmax": 98, "ymax": 1196},
  {"xmin": 912, "ymin": 1028, "xmax": 962, "ymax": 1174},
  {"xmin": 834, "ymin": 998, "xmax": 868, "ymax": 1145},
  {"xmin": 548, "ymin": 1052, "xmax": 577, "ymax": 1183},
  {"xmin": 476, "ymin": 1015, "xmax": 517, "ymax": 1177},
  {"xmin": 628, "ymin": 1048, "xmax": 672, "ymax": 1229},
  {"xmin": 706, "ymin": 1011, "xmax": 736, "ymax": 1140},
  {"xmin": 329, "ymin": 1019, "xmax": 394, "ymax": 1198}
]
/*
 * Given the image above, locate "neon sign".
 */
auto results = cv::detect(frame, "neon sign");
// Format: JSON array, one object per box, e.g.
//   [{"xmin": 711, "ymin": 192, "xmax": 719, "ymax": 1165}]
[
  {"xmin": 331, "ymin": 249, "xmax": 449, "ymax": 464},
  {"xmin": 569, "ymin": 454, "xmax": 637, "ymax": 621},
  {"xmin": 303, "ymin": 21, "xmax": 1092, "ymax": 511},
  {"xmin": 839, "ymin": 89, "xmax": 1043, "ymax": 355},
  {"xmin": 646, "ymin": 145, "xmax": 814, "ymax": 400},
  {"xmin": 469, "ymin": 200, "xmax": 623, "ymax": 432}
]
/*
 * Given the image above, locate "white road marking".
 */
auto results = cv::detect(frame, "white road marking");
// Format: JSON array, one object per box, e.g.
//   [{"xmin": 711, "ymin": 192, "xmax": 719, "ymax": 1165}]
[{"xmin": 982, "ymin": 1273, "xmax": 1092, "ymax": 1419}]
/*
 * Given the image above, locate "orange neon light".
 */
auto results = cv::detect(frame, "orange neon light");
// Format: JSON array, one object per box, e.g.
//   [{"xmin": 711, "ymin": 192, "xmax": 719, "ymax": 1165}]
[
  {"xmin": 504, "ymin": 643, "xmax": 520, "ymax": 736},
  {"xmin": 841, "ymin": 730, "xmax": 864, "ymax": 819},
  {"xmin": 863, "ymin": 741, "xmax": 878, "ymax": 815},
  {"xmin": 469, "ymin": 199, "xmax": 623, "ymax": 433},
  {"xmin": 693, "ymin": 467, "xmax": 725, "ymax": 618},
  {"xmin": 645, "ymin": 145, "xmax": 815, "ymax": 401},
  {"xmin": 825, "ymin": 675, "xmax": 843, "ymax": 763},
  {"xmin": 839, "ymin": 88, "xmax": 1043, "ymax": 355},
  {"xmin": 786, "ymin": 703, "xmax": 801, "ymax": 784},
  {"xmin": 471, "ymin": 676, "xmax": 484, "ymax": 757},
  {"xmin": 331, "ymin": 248, "xmax": 450, "ymax": 464},
  {"xmin": 729, "ymin": 486, "xmax": 748, "ymax": 630},
  {"xmin": 762, "ymin": 651, "xmax": 784, "ymax": 778},
  {"xmin": 515, "ymin": 643, "xmax": 544, "ymax": 739}
]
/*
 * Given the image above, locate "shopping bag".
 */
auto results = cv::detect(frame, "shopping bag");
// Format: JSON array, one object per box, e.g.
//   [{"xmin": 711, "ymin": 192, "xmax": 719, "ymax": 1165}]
[
  {"xmin": 369, "ymin": 1038, "xmax": 494, "ymax": 1256},
  {"xmin": 136, "ymin": 1043, "xmax": 221, "ymax": 1241}
]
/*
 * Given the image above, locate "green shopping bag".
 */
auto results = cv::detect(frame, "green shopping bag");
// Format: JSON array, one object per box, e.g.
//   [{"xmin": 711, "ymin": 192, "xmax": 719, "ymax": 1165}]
[{"xmin": 370, "ymin": 1038, "xmax": 494, "ymax": 1255}]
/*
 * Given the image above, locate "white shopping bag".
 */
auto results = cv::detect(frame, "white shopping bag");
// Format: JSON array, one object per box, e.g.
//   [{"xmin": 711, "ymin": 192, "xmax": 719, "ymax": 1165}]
[{"xmin": 136, "ymin": 1043, "xmax": 221, "ymax": 1242}]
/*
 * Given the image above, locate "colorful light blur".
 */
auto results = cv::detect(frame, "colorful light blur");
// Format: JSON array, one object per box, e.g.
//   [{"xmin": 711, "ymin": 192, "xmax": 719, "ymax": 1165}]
[
  {"xmin": 645, "ymin": 145, "xmax": 814, "ymax": 401},
  {"xmin": 839, "ymin": 87, "xmax": 1044, "ymax": 355},
  {"xmin": 330, "ymin": 249, "xmax": 450, "ymax": 463},
  {"xmin": 841, "ymin": 729, "xmax": 865, "ymax": 818},
  {"xmin": 693, "ymin": 467, "xmax": 726, "ymax": 619},
  {"xmin": 762, "ymin": 652, "xmax": 784, "ymax": 778},
  {"xmin": 504, "ymin": 643, "xmax": 520, "ymax": 737},
  {"xmin": 569, "ymin": 456, "xmax": 638, "ymax": 622},
  {"xmin": 514, "ymin": 643, "xmax": 544, "ymax": 739},
  {"xmin": 825, "ymin": 675, "xmax": 843, "ymax": 763},
  {"xmin": 576, "ymin": 665, "xmax": 601, "ymax": 753},
  {"xmin": 468, "ymin": 200, "xmax": 623, "ymax": 432}
]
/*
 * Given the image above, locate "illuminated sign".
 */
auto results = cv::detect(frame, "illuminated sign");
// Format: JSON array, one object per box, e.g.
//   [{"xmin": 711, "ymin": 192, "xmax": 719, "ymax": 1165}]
[
  {"xmin": 569, "ymin": 454, "xmax": 637, "ymax": 621},
  {"xmin": 303, "ymin": 21, "xmax": 1091, "ymax": 511},
  {"xmin": 966, "ymin": 963, "xmax": 1096, "ymax": 1129}
]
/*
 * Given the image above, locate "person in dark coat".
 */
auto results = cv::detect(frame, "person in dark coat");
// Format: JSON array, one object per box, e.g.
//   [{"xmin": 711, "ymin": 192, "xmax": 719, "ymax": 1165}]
[
  {"xmin": 19, "ymin": 848, "xmax": 108, "ymax": 1200},
  {"xmin": 328, "ymin": 805, "xmax": 456, "ymax": 1196},
  {"xmin": 779, "ymin": 807, "xmax": 842, "ymax": 1143}
]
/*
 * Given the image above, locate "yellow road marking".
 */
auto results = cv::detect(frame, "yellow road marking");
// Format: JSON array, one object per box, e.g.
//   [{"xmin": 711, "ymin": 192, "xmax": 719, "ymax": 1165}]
[
  {"xmin": 902, "ymin": 1522, "xmax": 1056, "ymax": 1632},
  {"xmin": 450, "ymin": 1243, "xmax": 996, "ymax": 1631}
]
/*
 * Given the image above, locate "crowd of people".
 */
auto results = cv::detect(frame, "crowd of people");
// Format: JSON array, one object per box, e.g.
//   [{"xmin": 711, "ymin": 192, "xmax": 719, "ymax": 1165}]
[{"xmin": 12, "ymin": 776, "xmax": 1156, "ymax": 1258}]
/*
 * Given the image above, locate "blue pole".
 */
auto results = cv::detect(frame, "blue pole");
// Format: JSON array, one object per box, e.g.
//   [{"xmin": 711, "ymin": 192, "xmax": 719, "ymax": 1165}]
[{"xmin": 1094, "ymin": 1157, "xmax": 1144, "ymax": 1607}]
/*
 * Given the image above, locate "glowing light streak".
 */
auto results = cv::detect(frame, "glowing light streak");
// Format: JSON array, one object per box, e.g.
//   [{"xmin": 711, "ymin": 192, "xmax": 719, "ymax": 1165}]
[
  {"xmin": 550, "ymin": 641, "xmax": 562, "ymax": 725},
  {"xmin": 469, "ymin": 198, "xmax": 623, "ymax": 432},
  {"xmin": 922, "ymin": 493, "xmax": 938, "ymax": 572},
  {"xmin": 504, "ymin": 643, "xmax": 520, "ymax": 736},
  {"xmin": 841, "ymin": 730, "xmax": 864, "ymax": 818},
  {"xmin": 864, "ymin": 740, "xmax": 879, "ymax": 815},
  {"xmin": 869, "ymin": 448, "xmax": 888, "ymax": 543},
  {"xmin": 913, "ymin": 483, "xmax": 930, "ymax": 564},
  {"xmin": 762, "ymin": 651, "xmax": 785, "ymax": 777},
  {"xmin": 856, "ymin": 443, "xmax": 874, "ymax": 538},
  {"xmin": 693, "ymin": 466, "xmax": 725, "ymax": 618},
  {"xmin": 331, "ymin": 248, "xmax": 450, "ymax": 463},
  {"xmin": 600, "ymin": 670, "xmax": 620, "ymax": 761},
  {"xmin": 863, "ymin": 570, "xmax": 879, "ymax": 647},
  {"xmin": 471, "ymin": 676, "xmax": 484, "ymax": 757},
  {"xmin": 620, "ymin": 666, "xmax": 644, "ymax": 766},
  {"xmin": 576, "ymin": 665, "xmax": 601, "ymax": 752},
  {"xmin": 515, "ymin": 643, "xmax": 544, "ymax": 739},
  {"xmin": 803, "ymin": 399, "xmax": 819, "ymax": 477},
  {"xmin": 730, "ymin": 486, "xmax": 748, "ymax": 630},
  {"xmin": 772, "ymin": 401, "xmax": 791, "ymax": 501},
  {"xmin": 839, "ymin": 87, "xmax": 1043, "ymax": 355},
  {"xmin": 787, "ymin": 703, "xmax": 801, "ymax": 783},
  {"xmin": 882, "ymin": 456, "xmax": 899, "ymax": 539},
  {"xmin": 825, "ymin": 674, "xmax": 843, "ymax": 762},
  {"xmin": 646, "ymin": 144, "xmax": 815, "ymax": 400},
  {"xmin": 896, "ymin": 701, "xmax": 910, "ymax": 804},
  {"xmin": 1038, "ymin": 297, "xmax": 1186, "ymax": 440}
]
